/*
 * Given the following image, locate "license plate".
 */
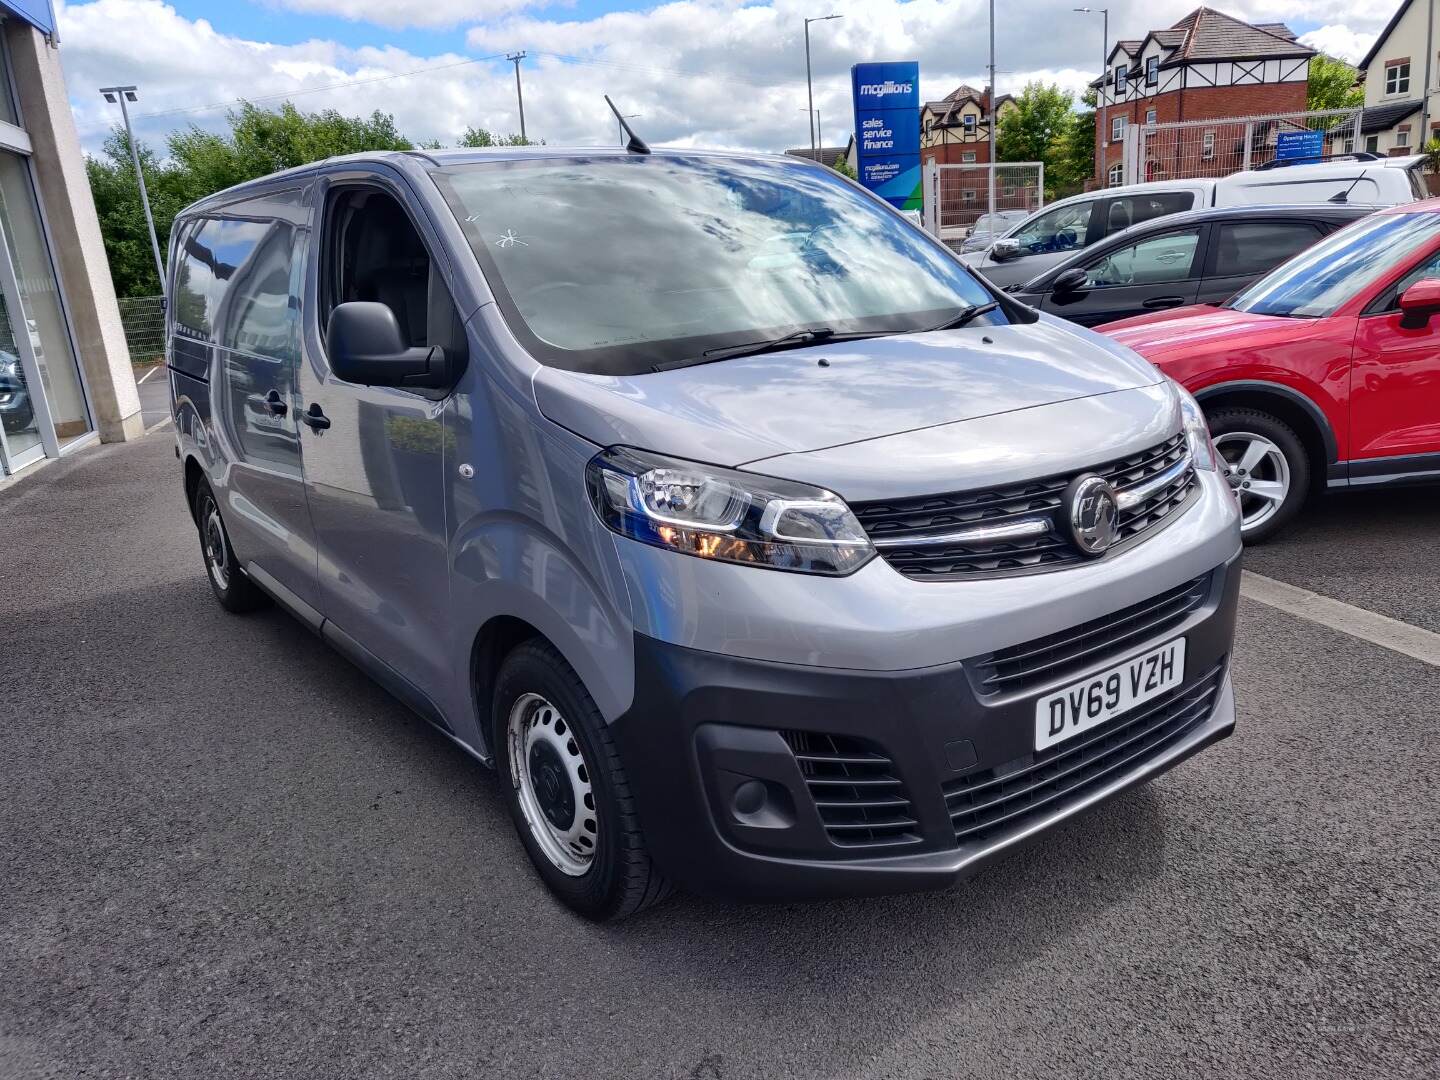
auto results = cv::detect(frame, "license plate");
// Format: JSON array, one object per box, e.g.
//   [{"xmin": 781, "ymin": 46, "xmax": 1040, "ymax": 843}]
[{"xmin": 1035, "ymin": 638, "xmax": 1186, "ymax": 751}]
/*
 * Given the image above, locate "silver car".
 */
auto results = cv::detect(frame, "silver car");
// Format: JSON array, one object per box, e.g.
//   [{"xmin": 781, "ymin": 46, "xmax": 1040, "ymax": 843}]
[{"xmin": 167, "ymin": 147, "xmax": 1242, "ymax": 920}]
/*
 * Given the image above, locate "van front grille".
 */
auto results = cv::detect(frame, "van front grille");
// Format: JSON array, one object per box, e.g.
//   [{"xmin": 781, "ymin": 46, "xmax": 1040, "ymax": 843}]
[
  {"xmin": 970, "ymin": 573, "xmax": 1213, "ymax": 697},
  {"xmin": 780, "ymin": 731, "xmax": 922, "ymax": 852},
  {"xmin": 853, "ymin": 433, "xmax": 1195, "ymax": 580},
  {"xmin": 943, "ymin": 662, "xmax": 1225, "ymax": 846}
]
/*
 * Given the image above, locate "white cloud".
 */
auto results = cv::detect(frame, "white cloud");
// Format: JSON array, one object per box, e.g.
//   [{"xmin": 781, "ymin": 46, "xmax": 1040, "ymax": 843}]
[
  {"xmin": 268, "ymin": 0, "xmax": 541, "ymax": 31},
  {"xmin": 1299, "ymin": 24, "xmax": 1376, "ymax": 64},
  {"xmin": 55, "ymin": 0, "xmax": 1400, "ymax": 161}
]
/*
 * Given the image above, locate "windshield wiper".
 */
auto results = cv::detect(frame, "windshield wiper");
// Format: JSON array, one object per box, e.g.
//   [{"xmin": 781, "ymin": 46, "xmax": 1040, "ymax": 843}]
[
  {"xmin": 917, "ymin": 301, "xmax": 1000, "ymax": 333},
  {"xmin": 656, "ymin": 327, "xmax": 894, "ymax": 370}
]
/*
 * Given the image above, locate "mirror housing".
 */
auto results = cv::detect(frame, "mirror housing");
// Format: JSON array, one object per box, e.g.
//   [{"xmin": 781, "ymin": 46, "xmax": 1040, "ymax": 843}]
[
  {"xmin": 990, "ymin": 238, "xmax": 1021, "ymax": 262},
  {"xmin": 326, "ymin": 301, "xmax": 452, "ymax": 390},
  {"xmin": 1052, "ymin": 267, "xmax": 1089, "ymax": 294},
  {"xmin": 1398, "ymin": 278, "xmax": 1440, "ymax": 329}
]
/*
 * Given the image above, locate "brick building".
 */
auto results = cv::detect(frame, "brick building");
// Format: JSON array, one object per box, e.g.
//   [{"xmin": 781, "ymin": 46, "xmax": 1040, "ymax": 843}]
[
  {"xmin": 1091, "ymin": 8, "xmax": 1313, "ymax": 186},
  {"xmin": 919, "ymin": 85, "xmax": 1016, "ymax": 167}
]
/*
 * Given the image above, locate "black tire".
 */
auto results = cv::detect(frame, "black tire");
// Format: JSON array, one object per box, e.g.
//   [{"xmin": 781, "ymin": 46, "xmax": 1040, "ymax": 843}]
[
  {"xmin": 1206, "ymin": 406, "xmax": 1311, "ymax": 543},
  {"xmin": 493, "ymin": 640, "xmax": 671, "ymax": 921},
  {"xmin": 192, "ymin": 482, "xmax": 270, "ymax": 613}
]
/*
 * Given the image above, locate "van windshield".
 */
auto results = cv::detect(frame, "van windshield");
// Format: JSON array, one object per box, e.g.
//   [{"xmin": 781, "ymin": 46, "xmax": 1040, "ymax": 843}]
[
  {"xmin": 1226, "ymin": 211, "xmax": 1438, "ymax": 318},
  {"xmin": 432, "ymin": 155, "xmax": 999, "ymax": 374}
]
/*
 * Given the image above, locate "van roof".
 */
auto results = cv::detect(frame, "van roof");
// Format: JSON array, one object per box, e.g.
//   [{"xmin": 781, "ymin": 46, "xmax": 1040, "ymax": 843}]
[{"xmin": 177, "ymin": 146, "xmax": 804, "ymax": 215}]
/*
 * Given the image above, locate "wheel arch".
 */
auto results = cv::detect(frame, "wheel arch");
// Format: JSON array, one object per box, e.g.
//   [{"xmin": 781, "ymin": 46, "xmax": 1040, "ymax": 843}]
[
  {"xmin": 182, "ymin": 454, "xmax": 206, "ymax": 521},
  {"xmin": 1194, "ymin": 380, "xmax": 1336, "ymax": 491}
]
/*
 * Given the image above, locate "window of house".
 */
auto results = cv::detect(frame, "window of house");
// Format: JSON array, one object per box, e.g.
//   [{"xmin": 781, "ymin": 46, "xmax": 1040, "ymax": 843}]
[
  {"xmin": 1146, "ymin": 56, "xmax": 1159, "ymax": 86},
  {"xmin": 1202, "ymin": 131, "xmax": 1215, "ymax": 160},
  {"xmin": 1108, "ymin": 162, "xmax": 1124, "ymax": 187},
  {"xmin": 1396, "ymin": 126, "xmax": 1411, "ymax": 148},
  {"xmin": 1112, "ymin": 115, "xmax": 1125, "ymax": 142},
  {"xmin": 1342, "ymin": 138, "xmax": 1355, "ymax": 154},
  {"xmin": 963, "ymin": 114, "xmax": 976, "ymax": 133},
  {"xmin": 962, "ymin": 151, "xmax": 977, "ymax": 163},
  {"xmin": 1146, "ymin": 109, "xmax": 1157, "ymax": 125},
  {"xmin": 1385, "ymin": 60, "xmax": 1410, "ymax": 96},
  {"xmin": 1366, "ymin": 134, "xmax": 1380, "ymax": 153},
  {"xmin": 962, "ymin": 189, "xmax": 976, "ymax": 203},
  {"xmin": 1114, "ymin": 65, "xmax": 1127, "ymax": 93}
]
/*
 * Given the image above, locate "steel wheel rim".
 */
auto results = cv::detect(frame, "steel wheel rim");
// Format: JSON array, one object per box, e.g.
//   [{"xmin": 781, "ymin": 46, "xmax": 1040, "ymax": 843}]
[
  {"xmin": 1214, "ymin": 431, "xmax": 1291, "ymax": 533},
  {"xmin": 507, "ymin": 692, "xmax": 597, "ymax": 877},
  {"xmin": 202, "ymin": 498, "xmax": 230, "ymax": 590}
]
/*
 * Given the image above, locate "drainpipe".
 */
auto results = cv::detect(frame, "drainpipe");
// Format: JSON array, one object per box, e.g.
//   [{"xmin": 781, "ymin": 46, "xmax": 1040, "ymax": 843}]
[{"xmin": 1423, "ymin": 0, "xmax": 1435, "ymax": 145}]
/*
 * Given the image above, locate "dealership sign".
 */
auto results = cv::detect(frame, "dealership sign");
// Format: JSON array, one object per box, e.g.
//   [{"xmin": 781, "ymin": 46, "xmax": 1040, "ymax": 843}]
[{"xmin": 850, "ymin": 61, "xmax": 922, "ymax": 211}]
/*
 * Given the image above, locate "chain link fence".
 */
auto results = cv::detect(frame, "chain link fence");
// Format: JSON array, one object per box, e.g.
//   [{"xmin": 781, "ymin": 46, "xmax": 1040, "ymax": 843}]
[
  {"xmin": 118, "ymin": 295, "xmax": 166, "ymax": 366},
  {"xmin": 1126, "ymin": 108, "xmax": 1364, "ymax": 185}
]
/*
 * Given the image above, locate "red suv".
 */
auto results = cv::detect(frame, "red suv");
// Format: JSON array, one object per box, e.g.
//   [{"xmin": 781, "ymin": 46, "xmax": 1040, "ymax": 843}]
[{"xmin": 1102, "ymin": 200, "xmax": 1440, "ymax": 540}]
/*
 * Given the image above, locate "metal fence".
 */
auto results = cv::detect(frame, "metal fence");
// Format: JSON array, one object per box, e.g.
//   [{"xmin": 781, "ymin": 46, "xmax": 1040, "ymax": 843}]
[
  {"xmin": 1123, "ymin": 108, "xmax": 1364, "ymax": 186},
  {"xmin": 922, "ymin": 161, "xmax": 1045, "ymax": 240},
  {"xmin": 118, "ymin": 295, "xmax": 165, "ymax": 365}
]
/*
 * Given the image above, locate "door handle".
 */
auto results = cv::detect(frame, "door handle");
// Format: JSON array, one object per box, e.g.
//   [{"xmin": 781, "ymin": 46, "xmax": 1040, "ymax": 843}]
[
  {"xmin": 1142, "ymin": 296, "xmax": 1186, "ymax": 309},
  {"xmin": 263, "ymin": 389, "xmax": 287, "ymax": 417},
  {"xmin": 299, "ymin": 403, "xmax": 331, "ymax": 431}
]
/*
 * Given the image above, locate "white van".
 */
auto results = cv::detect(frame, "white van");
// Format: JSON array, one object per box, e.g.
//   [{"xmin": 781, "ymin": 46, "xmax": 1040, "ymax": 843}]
[{"xmin": 964, "ymin": 154, "xmax": 1430, "ymax": 286}]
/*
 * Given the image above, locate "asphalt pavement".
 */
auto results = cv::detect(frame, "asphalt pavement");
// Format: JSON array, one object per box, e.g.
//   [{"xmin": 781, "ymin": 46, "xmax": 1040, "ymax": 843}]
[{"xmin": 2, "ymin": 432, "xmax": 1437, "ymax": 1080}]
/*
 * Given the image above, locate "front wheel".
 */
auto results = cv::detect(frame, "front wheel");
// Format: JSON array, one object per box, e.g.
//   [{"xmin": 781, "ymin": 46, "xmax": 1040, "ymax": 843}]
[
  {"xmin": 1206, "ymin": 407, "xmax": 1311, "ymax": 543},
  {"xmin": 193, "ymin": 482, "xmax": 270, "ymax": 613},
  {"xmin": 493, "ymin": 640, "xmax": 671, "ymax": 921}
]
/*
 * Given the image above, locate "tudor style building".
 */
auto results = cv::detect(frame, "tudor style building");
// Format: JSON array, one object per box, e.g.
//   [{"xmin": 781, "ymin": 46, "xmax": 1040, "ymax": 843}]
[
  {"xmin": 919, "ymin": 84, "xmax": 1016, "ymax": 167},
  {"xmin": 1092, "ymin": 8, "xmax": 1314, "ymax": 185}
]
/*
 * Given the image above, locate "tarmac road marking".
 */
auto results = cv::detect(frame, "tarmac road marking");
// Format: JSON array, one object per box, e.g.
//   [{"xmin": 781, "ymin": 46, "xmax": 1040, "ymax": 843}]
[
  {"xmin": 136, "ymin": 364, "xmax": 161, "ymax": 385},
  {"xmin": 1240, "ymin": 570, "xmax": 1440, "ymax": 669}
]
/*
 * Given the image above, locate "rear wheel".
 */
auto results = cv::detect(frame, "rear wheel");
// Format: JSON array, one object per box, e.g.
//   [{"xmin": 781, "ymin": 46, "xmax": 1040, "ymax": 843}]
[
  {"xmin": 494, "ymin": 640, "xmax": 670, "ymax": 921},
  {"xmin": 1206, "ymin": 407, "xmax": 1310, "ymax": 543},
  {"xmin": 193, "ymin": 483, "xmax": 269, "ymax": 613}
]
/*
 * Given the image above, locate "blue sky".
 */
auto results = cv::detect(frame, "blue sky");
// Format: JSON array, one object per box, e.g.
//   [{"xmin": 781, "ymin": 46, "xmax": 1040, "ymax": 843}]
[{"xmin": 56, "ymin": 0, "xmax": 1391, "ymax": 158}]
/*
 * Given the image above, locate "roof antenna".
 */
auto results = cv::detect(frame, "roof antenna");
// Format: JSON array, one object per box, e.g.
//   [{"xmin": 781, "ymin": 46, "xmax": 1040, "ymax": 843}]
[{"xmin": 604, "ymin": 94, "xmax": 650, "ymax": 155}]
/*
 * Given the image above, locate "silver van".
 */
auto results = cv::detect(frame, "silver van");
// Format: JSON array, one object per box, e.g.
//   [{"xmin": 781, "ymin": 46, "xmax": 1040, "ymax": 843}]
[{"xmin": 167, "ymin": 147, "xmax": 1242, "ymax": 920}]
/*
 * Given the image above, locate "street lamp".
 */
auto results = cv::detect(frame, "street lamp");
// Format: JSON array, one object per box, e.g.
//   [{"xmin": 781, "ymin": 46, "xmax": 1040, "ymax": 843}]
[
  {"xmin": 803, "ymin": 14, "xmax": 843, "ymax": 153},
  {"xmin": 798, "ymin": 107, "xmax": 825, "ymax": 155},
  {"xmin": 1074, "ymin": 7, "xmax": 1109, "ymax": 186},
  {"xmin": 99, "ymin": 85, "xmax": 166, "ymax": 299}
]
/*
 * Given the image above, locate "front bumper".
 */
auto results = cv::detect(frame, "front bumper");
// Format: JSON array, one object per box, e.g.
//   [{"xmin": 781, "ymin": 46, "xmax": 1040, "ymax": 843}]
[{"xmin": 612, "ymin": 550, "xmax": 1240, "ymax": 901}]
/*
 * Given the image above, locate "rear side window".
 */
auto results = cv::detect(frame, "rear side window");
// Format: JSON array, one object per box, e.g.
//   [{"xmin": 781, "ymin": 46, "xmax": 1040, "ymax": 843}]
[
  {"xmin": 1086, "ymin": 229, "xmax": 1201, "ymax": 287},
  {"xmin": 1102, "ymin": 192, "xmax": 1194, "ymax": 236},
  {"xmin": 1210, "ymin": 222, "xmax": 1322, "ymax": 279}
]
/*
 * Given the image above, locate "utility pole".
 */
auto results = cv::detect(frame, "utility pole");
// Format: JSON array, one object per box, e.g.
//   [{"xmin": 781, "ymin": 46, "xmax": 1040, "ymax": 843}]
[
  {"xmin": 1074, "ymin": 8, "xmax": 1109, "ymax": 186},
  {"xmin": 817, "ymin": 108, "xmax": 823, "ymax": 151},
  {"xmin": 507, "ymin": 52, "xmax": 527, "ymax": 142},
  {"xmin": 987, "ymin": 0, "xmax": 997, "ymax": 222},
  {"xmin": 803, "ymin": 14, "xmax": 843, "ymax": 154},
  {"xmin": 100, "ymin": 85, "xmax": 166, "ymax": 298}
]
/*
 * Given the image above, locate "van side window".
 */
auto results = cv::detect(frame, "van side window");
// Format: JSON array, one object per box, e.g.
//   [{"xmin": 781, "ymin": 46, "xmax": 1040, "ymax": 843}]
[
  {"xmin": 1011, "ymin": 201, "xmax": 1095, "ymax": 257},
  {"xmin": 1101, "ymin": 192, "xmax": 1194, "ymax": 238},
  {"xmin": 322, "ymin": 188, "xmax": 455, "ymax": 352},
  {"xmin": 174, "ymin": 218, "xmax": 220, "ymax": 341}
]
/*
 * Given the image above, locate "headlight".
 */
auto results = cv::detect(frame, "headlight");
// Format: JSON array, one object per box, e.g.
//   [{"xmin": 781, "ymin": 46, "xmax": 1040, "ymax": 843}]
[
  {"xmin": 586, "ymin": 446, "xmax": 875, "ymax": 575},
  {"xmin": 1176, "ymin": 385, "xmax": 1217, "ymax": 471}
]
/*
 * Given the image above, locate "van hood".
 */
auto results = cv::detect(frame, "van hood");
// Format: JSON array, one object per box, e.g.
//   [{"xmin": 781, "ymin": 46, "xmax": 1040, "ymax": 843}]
[{"xmin": 532, "ymin": 315, "xmax": 1162, "ymax": 467}]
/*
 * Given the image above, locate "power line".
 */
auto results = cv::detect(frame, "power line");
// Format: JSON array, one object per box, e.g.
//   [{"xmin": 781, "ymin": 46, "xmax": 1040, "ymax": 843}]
[{"xmin": 132, "ymin": 53, "xmax": 509, "ymax": 120}]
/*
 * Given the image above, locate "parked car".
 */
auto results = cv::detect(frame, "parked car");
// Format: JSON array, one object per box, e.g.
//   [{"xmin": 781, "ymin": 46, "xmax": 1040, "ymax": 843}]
[
  {"xmin": 1009, "ymin": 204, "xmax": 1372, "ymax": 327},
  {"xmin": 959, "ymin": 210, "xmax": 1029, "ymax": 252},
  {"xmin": 168, "ymin": 147, "xmax": 1242, "ymax": 919},
  {"xmin": 964, "ymin": 155, "xmax": 1429, "ymax": 287},
  {"xmin": 1102, "ymin": 199, "xmax": 1440, "ymax": 541},
  {"xmin": 0, "ymin": 350, "xmax": 33, "ymax": 434}
]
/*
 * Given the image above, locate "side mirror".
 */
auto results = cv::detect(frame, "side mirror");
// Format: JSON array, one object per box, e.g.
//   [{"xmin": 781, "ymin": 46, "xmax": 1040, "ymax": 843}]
[
  {"xmin": 991, "ymin": 238, "xmax": 1021, "ymax": 262},
  {"xmin": 1052, "ymin": 267, "xmax": 1089, "ymax": 295},
  {"xmin": 1398, "ymin": 278, "xmax": 1440, "ymax": 329},
  {"xmin": 326, "ymin": 302, "xmax": 451, "ymax": 390}
]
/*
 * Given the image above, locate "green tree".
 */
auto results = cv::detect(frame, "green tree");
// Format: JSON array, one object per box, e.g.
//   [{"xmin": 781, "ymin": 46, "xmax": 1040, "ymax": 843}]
[
  {"xmin": 1308, "ymin": 54, "xmax": 1364, "ymax": 111},
  {"xmin": 831, "ymin": 155, "xmax": 857, "ymax": 180},
  {"xmin": 996, "ymin": 81, "xmax": 1087, "ymax": 196},
  {"xmin": 457, "ymin": 127, "xmax": 535, "ymax": 147}
]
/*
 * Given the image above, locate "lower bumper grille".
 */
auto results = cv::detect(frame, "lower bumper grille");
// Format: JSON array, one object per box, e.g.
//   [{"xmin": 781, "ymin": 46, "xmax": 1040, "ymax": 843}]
[
  {"xmin": 781, "ymin": 731, "xmax": 922, "ymax": 852},
  {"xmin": 971, "ymin": 573, "xmax": 1213, "ymax": 697},
  {"xmin": 942, "ymin": 662, "xmax": 1226, "ymax": 846}
]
